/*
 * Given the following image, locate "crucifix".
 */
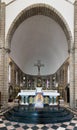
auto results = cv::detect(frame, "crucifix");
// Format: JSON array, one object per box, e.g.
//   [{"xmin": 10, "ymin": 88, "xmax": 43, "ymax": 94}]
[{"xmin": 34, "ymin": 60, "xmax": 44, "ymax": 75}]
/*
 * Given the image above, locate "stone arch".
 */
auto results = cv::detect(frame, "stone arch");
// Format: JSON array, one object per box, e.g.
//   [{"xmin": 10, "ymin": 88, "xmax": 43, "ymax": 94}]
[
  {"xmin": 4, "ymin": 3, "xmax": 75, "ymax": 108},
  {"xmin": 6, "ymin": 3, "xmax": 73, "ymax": 52}
]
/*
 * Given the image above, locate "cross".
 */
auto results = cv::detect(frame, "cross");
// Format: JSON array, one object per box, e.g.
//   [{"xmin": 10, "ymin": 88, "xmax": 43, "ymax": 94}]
[{"xmin": 34, "ymin": 60, "xmax": 44, "ymax": 75}]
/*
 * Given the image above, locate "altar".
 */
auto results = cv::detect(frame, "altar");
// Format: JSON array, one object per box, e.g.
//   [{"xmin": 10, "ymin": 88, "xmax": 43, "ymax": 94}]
[{"xmin": 17, "ymin": 87, "xmax": 60, "ymax": 106}]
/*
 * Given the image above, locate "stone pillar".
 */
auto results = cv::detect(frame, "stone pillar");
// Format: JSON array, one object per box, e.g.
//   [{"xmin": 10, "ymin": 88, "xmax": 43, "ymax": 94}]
[
  {"xmin": 69, "ymin": 47, "xmax": 75, "ymax": 108},
  {"xmin": 49, "ymin": 96, "xmax": 53, "ymax": 105},
  {"xmin": 64, "ymin": 64, "xmax": 68, "ymax": 102},
  {"xmin": 20, "ymin": 96, "xmax": 28, "ymax": 105},
  {"xmin": 21, "ymin": 96, "xmax": 24, "ymax": 104},
  {"xmin": 69, "ymin": 0, "xmax": 76, "ymax": 108},
  {"xmin": 0, "ymin": 3, "xmax": 9, "ymax": 106},
  {"xmin": 68, "ymin": 0, "xmax": 77, "ymax": 108},
  {"xmin": 25, "ymin": 96, "xmax": 28, "ymax": 105}
]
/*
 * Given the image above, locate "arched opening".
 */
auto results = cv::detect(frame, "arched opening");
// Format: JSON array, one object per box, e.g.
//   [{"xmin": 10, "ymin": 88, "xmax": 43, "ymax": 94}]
[
  {"xmin": 7, "ymin": 4, "xmax": 72, "ymax": 75},
  {"xmin": 6, "ymin": 4, "xmax": 73, "ymax": 106},
  {"xmin": 8, "ymin": 85, "xmax": 13, "ymax": 102}
]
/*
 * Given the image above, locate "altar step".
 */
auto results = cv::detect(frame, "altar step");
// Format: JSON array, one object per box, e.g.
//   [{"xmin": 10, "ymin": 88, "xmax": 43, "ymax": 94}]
[{"xmin": 4, "ymin": 105, "xmax": 74, "ymax": 124}]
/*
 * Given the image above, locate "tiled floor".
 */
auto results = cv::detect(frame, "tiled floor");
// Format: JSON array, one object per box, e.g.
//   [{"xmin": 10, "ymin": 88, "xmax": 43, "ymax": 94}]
[{"xmin": 0, "ymin": 115, "xmax": 77, "ymax": 130}]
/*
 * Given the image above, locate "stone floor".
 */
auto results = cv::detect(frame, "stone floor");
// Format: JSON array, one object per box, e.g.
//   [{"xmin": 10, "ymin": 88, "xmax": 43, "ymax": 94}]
[
  {"xmin": 0, "ymin": 102, "xmax": 77, "ymax": 130},
  {"xmin": 0, "ymin": 115, "xmax": 77, "ymax": 130}
]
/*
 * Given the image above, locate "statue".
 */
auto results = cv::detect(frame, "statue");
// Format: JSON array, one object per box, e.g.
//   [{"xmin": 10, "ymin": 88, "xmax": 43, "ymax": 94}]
[
  {"xmin": 34, "ymin": 60, "xmax": 44, "ymax": 76},
  {"xmin": 37, "ymin": 77, "xmax": 42, "ymax": 87}
]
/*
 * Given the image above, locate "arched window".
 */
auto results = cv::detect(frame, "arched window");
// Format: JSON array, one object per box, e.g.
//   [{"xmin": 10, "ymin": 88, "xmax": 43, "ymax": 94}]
[
  {"xmin": 16, "ymin": 71, "xmax": 18, "ymax": 85},
  {"xmin": 9, "ymin": 64, "xmax": 11, "ymax": 83},
  {"xmin": 67, "ymin": 65, "xmax": 70, "ymax": 84}
]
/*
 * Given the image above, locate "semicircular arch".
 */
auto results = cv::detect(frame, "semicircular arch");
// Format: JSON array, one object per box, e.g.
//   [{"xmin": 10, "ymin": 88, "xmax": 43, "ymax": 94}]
[{"xmin": 6, "ymin": 3, "xmax": 73, "ymax": 51}]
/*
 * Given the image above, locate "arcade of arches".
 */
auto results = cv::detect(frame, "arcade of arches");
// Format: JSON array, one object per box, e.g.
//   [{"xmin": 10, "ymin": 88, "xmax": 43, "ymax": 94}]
[
  {"xmin": 0, "ymin": 1, "xmax": 77, "ymax": 109},
  {"xmin": 8, "ymin": 57, "xmax": 70, "ymax": 104}
]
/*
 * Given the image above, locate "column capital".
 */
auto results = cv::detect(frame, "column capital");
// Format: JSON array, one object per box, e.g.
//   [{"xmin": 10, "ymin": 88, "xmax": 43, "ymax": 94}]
[
  {"xmin": 74, "ymin": 0, "xmax": 77, "ymax": 4},
  {"xmin": 68, "ymin": 47, "xmax": 75, "ymax": 54},
  {"xmin": 0, "ymin": 47, "xmax": 11, "ymax": 53}
]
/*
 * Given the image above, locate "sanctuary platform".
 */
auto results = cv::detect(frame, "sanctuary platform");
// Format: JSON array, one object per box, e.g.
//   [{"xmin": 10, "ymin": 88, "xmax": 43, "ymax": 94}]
[
  {"xmin": 17, "ymin": 87, "xmax": 60, "ymax": 106},
  {"xmin": 4, "ymin": 105, "xmax": 74, "ymax": 124}
]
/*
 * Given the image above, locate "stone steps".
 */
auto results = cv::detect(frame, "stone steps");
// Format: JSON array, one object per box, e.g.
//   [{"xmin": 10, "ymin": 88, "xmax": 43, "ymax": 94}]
[{"xmin": 4, "ymin": 105, "xmax": 74, "ymax": 124}]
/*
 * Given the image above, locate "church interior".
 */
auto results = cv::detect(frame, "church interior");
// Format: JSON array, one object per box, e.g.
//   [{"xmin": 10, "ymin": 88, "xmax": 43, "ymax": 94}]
[
  {"xmin": 7, "ymin": 9, "xmax": 70, "ymax": 107},
  {"xmin": 8, "ymin": 57, "xmax": 69, "ymax": 104},
  {"xmin": 1, "ymin": 0, "xmax": 77, "ymax": 129},
  {"xmin": 7, "ymin": 13, "xmax": 70, "ymax": 102}
]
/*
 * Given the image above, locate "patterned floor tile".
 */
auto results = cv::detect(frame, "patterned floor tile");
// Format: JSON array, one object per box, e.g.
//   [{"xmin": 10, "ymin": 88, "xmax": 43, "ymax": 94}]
[
  {"xmin": 0, "ymin": 127, "xmax": 7, "ymax": 130},
  {"xmin": 31, "ymin": 126, "xmax": 39, "ymax": 130},
  {"xmin": 51, "ymin": 125, "xmax": 59, "ymax": 129},
  {"xmin": 13, "ymin": 124, "xmax": 20, "ymax": 128},
  {"xmin": 45, "ymin": 124, "xmax": 53, "ymax": 127},
  {"xmin": 57, "ymin": 127, "xmax": 66, "ymax": 130},
  {"xmin": 6, "ymin": 125, "xmax": 14, "ymax": 130},
  {"xmin": 36, "ymin": 124, "xmax": 44, "ymax": 129},
  {"xmin": 60, "ymin": 124, "xmax": 68, "ymax": 128},
  {"xmin": 66, "ymin": 125, "xmax": 74, "ymax": 129},
  {"xmin": 0, "ymin": 123, "xmax": 6, "ymax": 127},
  {"xmin": 22, "ymin": 125, "xmax": 29, "ymax": 129},
  {"xmin": 71, "ymin": 120, "xmax": 77, "ymax": 124},
  {"xmin": 0, "ymin": 119, "xmax": 3, "ymax": 121},
  {"xmin": 73, "ymin": 127, "xmax": 77, "ymax": 130},
  {"xmin": 41, "ymin": 125, "xmax": 49, "ymax": 130},
  {"xmin": 5, "ymin": 122, "xmax": 12, "ymax": 126},
  {"xmin": 65, "ymin": 129, "xmax": 72, "ymax": 130},
  {"xmin": 0, "ymin": 115, "xmax": 77, "ymax": 130},
  {"xmin": 11, "ymin": 122, "xmax": 19, "ymax": 125},
  {"xmin": 27, "ymin": 124, "xmax": 35, "ymax": 127},
  {"xmin": 37, "ymin": 129, "xmax": 43, "ymax": 130},
  {"xmin": 0, "ymin": 121, "xmax": 3, "ymax": 124},
  {"xmin": 47, "ymin": 128, "xmax": 55, "ymax": 130},
  {"xmin": 69, "ymin": 122, "xmax": 76, "ymax": 126},
  {"xmin": 15, "ymin": 127, "xmax": 24, "ymax": 130},
  {"xmin": 75, "ymin": 124, "xmax": 77, "ymax": 126},
  {"xmin": 27, "ymin": 128, "xmax": 33, "ymax": 130},
  {"xmin": 63, "ymin": 122, "xmax": 70, "ymax": 125}
]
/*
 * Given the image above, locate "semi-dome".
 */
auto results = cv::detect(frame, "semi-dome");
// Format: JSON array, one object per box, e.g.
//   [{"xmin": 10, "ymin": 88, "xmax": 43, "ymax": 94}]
[{"xmin": 10, "ymin": 15, "xmax": 68, "ymax": 75}]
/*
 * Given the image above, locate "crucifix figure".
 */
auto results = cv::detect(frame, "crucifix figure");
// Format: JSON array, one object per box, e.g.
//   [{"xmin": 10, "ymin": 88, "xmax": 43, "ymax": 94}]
[{"xmin": 34, "ymin": 60, "xmax": 44, "ymax": 75}]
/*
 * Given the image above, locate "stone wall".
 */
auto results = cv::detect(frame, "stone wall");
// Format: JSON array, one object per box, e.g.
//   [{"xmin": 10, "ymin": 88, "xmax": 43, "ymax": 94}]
[
  {"xmin": 55, "ymin": 58, "xmax": 69, "ymax": 103},
  {"xmin": 73, "ymin": 0, "xmax": 77, "ymax": 108},
  {"xmin": 0, "ymin": 3, "xmax": 9, "ymax": 106},
  {"xmin": 9, "ymin": 57, "xmax": 69, "ymax": 104}
]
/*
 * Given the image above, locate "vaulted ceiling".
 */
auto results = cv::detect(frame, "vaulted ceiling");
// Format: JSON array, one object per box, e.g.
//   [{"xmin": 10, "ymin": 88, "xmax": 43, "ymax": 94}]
[{"xmin": 10, "ymin": 15, "xmax": 68, "ymax": 75}]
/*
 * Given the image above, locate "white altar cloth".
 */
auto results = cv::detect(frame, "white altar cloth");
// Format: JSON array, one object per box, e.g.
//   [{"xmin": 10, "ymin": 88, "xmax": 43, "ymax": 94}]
[
  {"xmin": 18, "ymin": 88, "xmax": 60, "ymax": 97},
  {"xmin": 17, "ymin": 88, "xmax": 60, "ymax": 106}
]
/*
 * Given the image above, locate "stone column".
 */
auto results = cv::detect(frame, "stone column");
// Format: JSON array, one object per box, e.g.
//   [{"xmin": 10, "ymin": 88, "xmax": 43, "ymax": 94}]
[
  {"xmin": 69, "ymin": 48, "xmax": 75, "ymax": 108},
  {"xmin": 21, "ymin": 96, "xmax": 24, "ymax": 104},
  {"xmin": 0, "ymin": 3, "xmax": 9, "ymax": 106},
  {"xmin": 68, "ymin": 0, "xmax": 77, "ymax": 108},
  {"xmin": 49, "ymin": 96, "xmax": 53, "ymax": 105},
  {"xmin": 20, "ymin": 96, "xmax": 28, "ymax": 105},
  {"xmin": 54, "ymin": 96, "xmax": 57, "ymax": 105},
  {"xmin": 64, "ymin": 64, "xmax": 68, "ymax": 102},
  {"xmin": 25, "ymin": 96, "xmax": 28, "ymax": 105},
  {"xmin": 70, "ymin": 0, "xmax": 77, "ymax": 107}
]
